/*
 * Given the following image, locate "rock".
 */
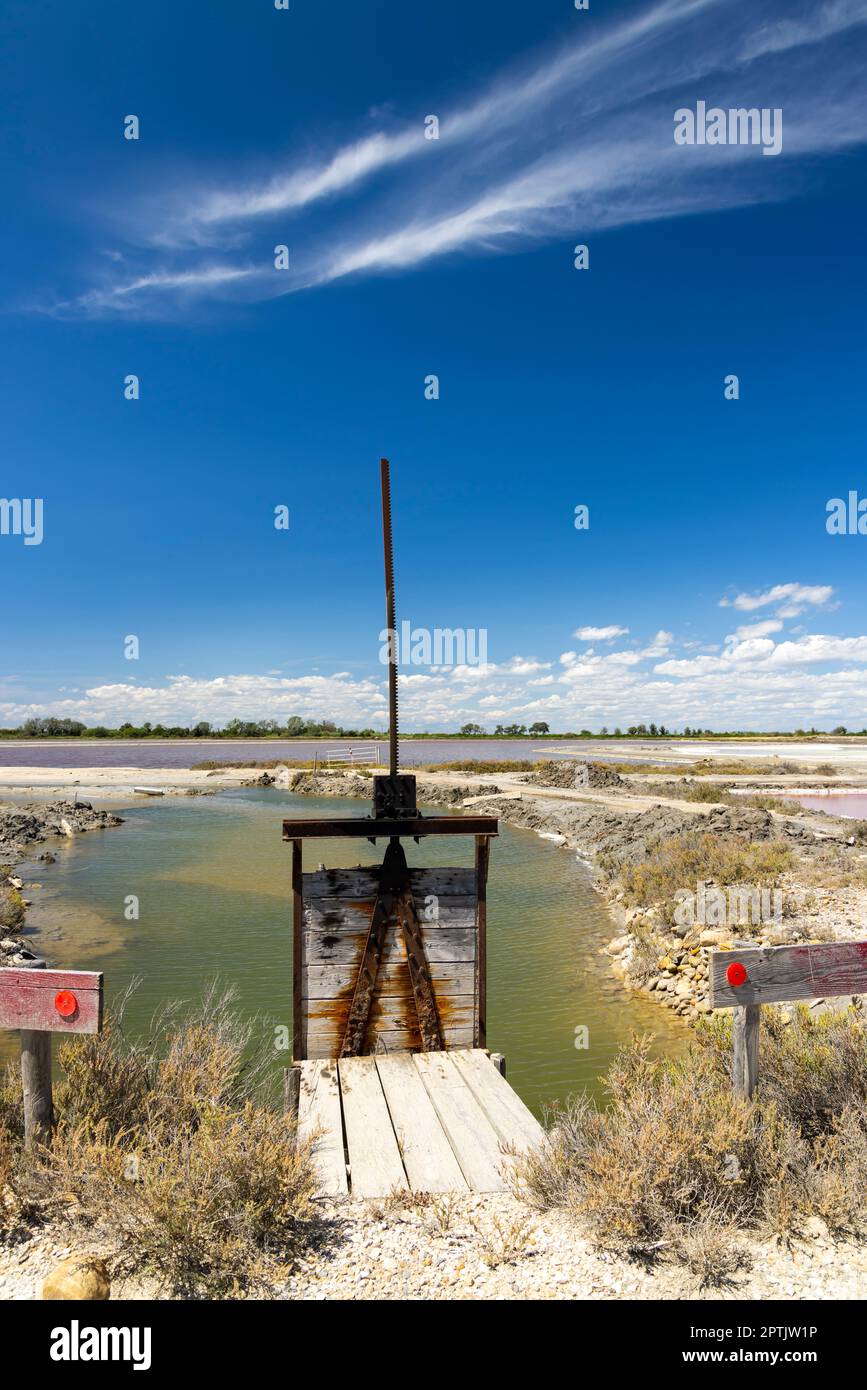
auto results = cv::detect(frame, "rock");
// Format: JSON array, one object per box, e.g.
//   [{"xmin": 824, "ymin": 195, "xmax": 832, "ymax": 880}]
[
  {"xmin": 699, "ymin": 929, "xmax": 730, "ymax": 945},
  {"xmin": 42, "ymin": 1255, "xmax": 110, "ymax": 1301},
  {"xmin": 526, "ymin": 761, "xmax": 624, "ymax": 791},
  {"xmin": 761, "ymin": 926, "xmax": 796, "ymax": 946},
  {"xmin": 801, "ymin": 1216, "xmax": 828, "ymax": 1241},
  {"xmin": 607, "ymin": 936, "xmax": 631, "ymax": 956}
]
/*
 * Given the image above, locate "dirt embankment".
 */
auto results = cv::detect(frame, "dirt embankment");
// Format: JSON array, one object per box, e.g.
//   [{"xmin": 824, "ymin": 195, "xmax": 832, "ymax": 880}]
[{"xmin": 0, "ymin": 801, "xmax": 123, "ymax": 965}]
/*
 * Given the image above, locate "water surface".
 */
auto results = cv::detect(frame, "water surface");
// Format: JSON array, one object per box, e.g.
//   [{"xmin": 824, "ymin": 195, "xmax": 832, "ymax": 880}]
[
  {"xmin": 9, "ymin": 789, "xmax": 688, "ymax": 1113},
  {"xmin": 788, "ymin": 793, "xmax": 867, "ymax": 819}
]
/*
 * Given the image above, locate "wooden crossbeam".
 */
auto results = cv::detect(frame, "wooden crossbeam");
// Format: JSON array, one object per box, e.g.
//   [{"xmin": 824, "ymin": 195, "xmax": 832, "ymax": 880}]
[
  {"xmin": 282, "ymin": 816, "xmax": 498, "ymax": 840},
  {"xmin": 0, "ymin": 967, "xmax": 103, "ymax": 1034},
  {"xmin": 710, "ymin": 940, "xmax": 867, "ymax": 1009}
]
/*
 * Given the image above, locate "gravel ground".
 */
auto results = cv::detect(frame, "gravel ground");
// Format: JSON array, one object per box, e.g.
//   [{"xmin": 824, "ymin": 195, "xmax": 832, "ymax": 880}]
[{"xmin": 2, "ymin": 1195, "xmax": 865, "ymax": 1301}]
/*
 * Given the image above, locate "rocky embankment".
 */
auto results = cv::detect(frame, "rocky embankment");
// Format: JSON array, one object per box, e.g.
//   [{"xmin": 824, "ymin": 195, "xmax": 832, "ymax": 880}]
[
  {"xmin": 282, "ymin": 765, "xmax": 867, "ymax": 1025},
  {"xmin": 0, "ymin": 800, "xmax": 123, "ymax": 965}
]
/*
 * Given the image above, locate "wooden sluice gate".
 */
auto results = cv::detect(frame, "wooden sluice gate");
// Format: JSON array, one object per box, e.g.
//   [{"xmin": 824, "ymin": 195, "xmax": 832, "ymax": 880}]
[{"xmin": 282, "ymin": 460, "xmax": 544, "ymax": 1198}]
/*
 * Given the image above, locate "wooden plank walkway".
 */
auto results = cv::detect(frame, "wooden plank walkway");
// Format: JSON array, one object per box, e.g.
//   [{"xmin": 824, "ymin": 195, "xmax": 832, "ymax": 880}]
[{"xmin": 297, "ymin": 1048, "xmax": 545, "ymax": 1199}]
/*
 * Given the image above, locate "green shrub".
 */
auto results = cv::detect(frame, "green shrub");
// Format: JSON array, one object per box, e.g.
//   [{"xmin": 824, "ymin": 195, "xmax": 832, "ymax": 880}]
[{"xmin": 0, "ymin": 881, "xmax": 26, "ymax": 931}]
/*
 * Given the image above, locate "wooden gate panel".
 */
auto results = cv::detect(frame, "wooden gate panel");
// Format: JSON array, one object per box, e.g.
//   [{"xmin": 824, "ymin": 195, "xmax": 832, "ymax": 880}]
[{"xmin": 294, "ymin": 863, "xmax": 484, "ymax": 1060}]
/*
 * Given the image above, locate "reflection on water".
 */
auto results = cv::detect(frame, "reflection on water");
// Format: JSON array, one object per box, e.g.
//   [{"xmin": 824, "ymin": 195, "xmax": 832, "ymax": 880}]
[{"xmin": 7, "ymin": 789, "xmax": 689, "ymax": 1113}]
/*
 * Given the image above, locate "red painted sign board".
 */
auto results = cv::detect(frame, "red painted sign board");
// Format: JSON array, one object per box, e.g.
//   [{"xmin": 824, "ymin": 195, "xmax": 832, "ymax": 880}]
[{"xmin": 0, "ymin": 968, "xmax": 103, "ymax": 1035}]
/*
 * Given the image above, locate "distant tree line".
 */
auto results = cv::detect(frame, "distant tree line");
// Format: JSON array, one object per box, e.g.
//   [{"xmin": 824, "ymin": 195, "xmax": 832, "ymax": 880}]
[
  {"xmin": 1, "ymin": 717, "xmax": 865, "ymax": 741},
  {"xmin": 3, "ymin": 716, "xmax": 383, "ymax": 740}
]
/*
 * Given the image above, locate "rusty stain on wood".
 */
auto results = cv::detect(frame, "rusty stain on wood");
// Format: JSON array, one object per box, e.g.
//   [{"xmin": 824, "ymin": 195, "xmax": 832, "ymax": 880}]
[{"xmin": 293, "ymin": 860, "xmax": 485, "ymax": 1060}]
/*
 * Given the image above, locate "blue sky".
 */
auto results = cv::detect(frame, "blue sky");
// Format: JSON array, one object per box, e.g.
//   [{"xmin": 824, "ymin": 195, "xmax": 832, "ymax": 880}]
[{"xmin": 2, "ymin": 0, "xmax": 867, "ymax": 732}]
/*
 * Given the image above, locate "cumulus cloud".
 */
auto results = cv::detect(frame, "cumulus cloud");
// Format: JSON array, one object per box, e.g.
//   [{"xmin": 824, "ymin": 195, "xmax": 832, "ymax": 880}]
[
  {"xmin": 573, "ymin": 625, "xmax": 630, "ymax": 641},
  {"xmin": 4, "ymin": 581, "xmax": 867, "ymax": 733},
  {"xmin": 720, "ymin": 583, "xmax": 835, "ymax": 615},
  {"xmin": 640, "ymin": 630, "xmax": 674, "ymax": 657},
  {"xmin": 728, "ymin": 619, "xmax": 784, "ymax": 640}
]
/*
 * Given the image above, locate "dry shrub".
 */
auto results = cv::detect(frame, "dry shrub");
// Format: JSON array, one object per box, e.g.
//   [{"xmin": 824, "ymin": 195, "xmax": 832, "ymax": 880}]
[
  {"xmin": 516, "ymin": 1009, "xmax": 867, "ymax": 1271},
  {"xmin": 666, "ymin": 1204, "xmax": 750, "ymax": 1288},
  {"xmin": 617, "ymin": 832, "xmax": 792, "ymax": 924},
  {"xmin": 469, "ymin": 1210, "xmax": 533, "ymax": 1269},
  {"xmin": 5, "ymin": 987, "xmax": 317, "ymax": 1296},
  {"xmin": 47, "ymin": 1101, "xmax": 315, "ymax": 1296},
  {"xmin": 723, "ymin": 1005, "xmax": 867, "ymax": 1142},
  {"xmin": 418, "ymin": 759, "xmax": 538, "ymax": 773}
]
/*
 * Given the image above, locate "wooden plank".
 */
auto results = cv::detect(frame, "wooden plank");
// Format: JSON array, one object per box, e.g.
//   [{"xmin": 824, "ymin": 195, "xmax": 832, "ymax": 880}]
[
  {"xmin": 301, "ymin": 926, "xmax": 476, "ymax": 966},
  {"xmin": 304, "ymin": 897, "xmax": 477, "ymax": 932},
  {"xmin": 303, "ymin": 868, "xmax": 477, "ymax": 897},
  {"xmin": 0, "ymin": 969, "xmax": 103, "ymax": 1035},
  {"xmin": 338, "ymin": 1055, "xmax": 408, "ymax": 1198},
  {"xmin": 304, "ymin": 962, "xmax": 476, "ymax": 998},
  {"xmin": 375, "ymin": 1053, "xmax": 468, "ymax": 1194},
  {"xmin": 413, "ymin": 1052, "xmax": 507, "ymax": 1192},
  {"xmin": 709, "ymin": 940, "xmax": 867, "ymax": 1008},
  {"xmin": 449, "ymin": 1049, "xmax": 544, "ymax": 1154},
  {"xmin": 305, "ymin": 1025, "xmax": 475, "ymax": 1061},
  {"xmin": 297, "ymin": 1060, "xmax": 348, "ymax": 1196},
  {"xmin": 304, "ymin": 997, "xmax": 475, "ymax": 1035},
  {"xmin": 284, "ymin": 815, "xmax": 498, "ymax": 839}
]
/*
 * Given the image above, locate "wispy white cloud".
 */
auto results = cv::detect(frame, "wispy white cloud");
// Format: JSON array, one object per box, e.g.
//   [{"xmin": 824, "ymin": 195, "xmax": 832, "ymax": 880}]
[
  {"xmin": 42, "ymin": 0, "xmax": 867, "ymax": 317},
  {"xmin": 739, "ymin": 0, "xmax": 867, "ymax": 62}
]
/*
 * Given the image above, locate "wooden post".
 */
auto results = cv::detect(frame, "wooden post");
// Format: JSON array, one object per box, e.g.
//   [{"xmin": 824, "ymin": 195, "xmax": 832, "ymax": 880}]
[
  {"xmin": 475, "ymin": 834, "xmax": 490, "ymax": 1050},
  {"xmin": 19, "ymin": 959, "xmax": 52, "ymax": 1150},
  {"xmin": 21, "ymin": 1027, "xmax": 53, "ymax": 1149},
  {"xmin": 731, "ymin": 1004, "xmax": 760, "ymax": 1100},
  {"xmin": 291, "ymin": 839, "xmax": 304, "ymax": 1061},
  {"xmin": 283, "ymin": 1065, "xmax": 301, "ymax": 1120}
]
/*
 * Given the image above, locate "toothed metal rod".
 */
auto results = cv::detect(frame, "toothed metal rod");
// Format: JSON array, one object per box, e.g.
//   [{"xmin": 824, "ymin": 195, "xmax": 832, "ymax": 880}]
[{"xmin": 380, "ymin": 457, "xmax": 399, "ymax": 777}]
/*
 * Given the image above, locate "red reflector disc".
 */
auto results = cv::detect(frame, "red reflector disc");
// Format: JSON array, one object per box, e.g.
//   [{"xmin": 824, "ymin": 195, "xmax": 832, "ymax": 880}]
[
  {"xmin": 54, "ymin": 990, "xmax": 78, "ymax": 1018},
  {"xmin": 726, "ymin": 962, "xmax": 748, "ymax": 988}
]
